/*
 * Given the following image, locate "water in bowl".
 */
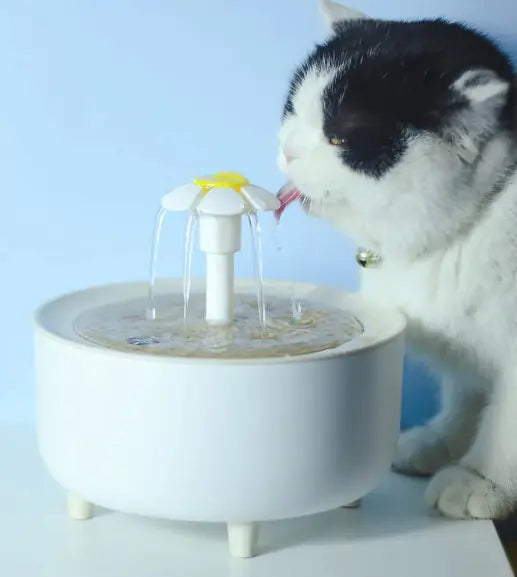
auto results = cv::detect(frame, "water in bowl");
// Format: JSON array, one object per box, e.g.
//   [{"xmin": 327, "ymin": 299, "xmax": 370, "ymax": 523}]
[{"xmin": 74, "ymin": 293, "xmax": 363, "ymax": 359}]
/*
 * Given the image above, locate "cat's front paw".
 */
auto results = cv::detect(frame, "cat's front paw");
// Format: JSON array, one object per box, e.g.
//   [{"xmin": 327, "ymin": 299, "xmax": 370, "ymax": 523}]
[
  {"xmin": 425, "ymin": 465, "xmax": 514, "ymax": 520},
  {"xmin": 392, "ymin": 426, "xmax": 453, "ymax": 476}
]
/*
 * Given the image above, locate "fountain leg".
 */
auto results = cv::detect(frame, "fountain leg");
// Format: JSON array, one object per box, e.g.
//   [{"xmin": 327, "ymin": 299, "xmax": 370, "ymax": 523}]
[
  {"xmin": 67, "ymin": 493, "xmax": 94, "ymax": 520},
  {"xmin": 342, "ymin": 499, "xmax": 362, "ymax": 509},
  {"xmin": 227, "ymin": 522, "xmax": 259, "ymax": 558}
]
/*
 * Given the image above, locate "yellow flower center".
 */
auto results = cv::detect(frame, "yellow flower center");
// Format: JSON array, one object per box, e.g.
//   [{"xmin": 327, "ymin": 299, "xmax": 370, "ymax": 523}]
[{"xmin": 193, "ymin": 171, "xmax": 250, "ymax": 195}]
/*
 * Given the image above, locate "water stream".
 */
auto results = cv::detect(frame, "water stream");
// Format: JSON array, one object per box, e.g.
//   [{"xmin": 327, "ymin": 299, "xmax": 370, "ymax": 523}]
[
  {"xmin": 147, "ymin": 205, "xmax": 305, "ymax": 332},
  {"xmin": 182, "ymin": 213, "xmax": 198, "ymax": 330},
  {"xmin": 147, "ymin": 206, "xmax": 271, "ymax": 332},
  {"xmin": 248, "ymin": 212, "xmax": 266, "ymax": 332},
  {"xmin": 273, "ymin": 221, "xmax": 302, "ymax": 321},
  {"xmin": 146, "ymin": 207, "xmax": 168, "ymax": 321},
  {"xmin": 75, "ymin": 202, "xmax": 365, "ymax": 359}
]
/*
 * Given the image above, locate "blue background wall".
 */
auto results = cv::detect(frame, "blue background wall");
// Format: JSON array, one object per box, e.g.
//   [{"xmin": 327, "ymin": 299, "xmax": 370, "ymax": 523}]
[{"xmin": 1, "ymin": 1, "xmax": 515, "ymax": 425}]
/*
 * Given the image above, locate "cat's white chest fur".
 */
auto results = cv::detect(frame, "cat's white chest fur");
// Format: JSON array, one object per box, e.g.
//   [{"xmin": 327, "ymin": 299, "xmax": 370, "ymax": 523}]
[
  {"xmin": 359, "ymin": 255, "xmax": 465, "ymax": 335},
  {"xmin": 357, "ymin": 245, "xmax": 506, "ymax": 372}
]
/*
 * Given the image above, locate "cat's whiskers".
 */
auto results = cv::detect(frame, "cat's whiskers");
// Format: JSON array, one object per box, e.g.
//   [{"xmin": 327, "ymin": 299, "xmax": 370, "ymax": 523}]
[
  {"xmin": 283, "ymin": 189, "xmax": 302, "ymax": 205},
  {"xmin": 301, "ymin": 195, "xmax": 313, "ymax": 215}
]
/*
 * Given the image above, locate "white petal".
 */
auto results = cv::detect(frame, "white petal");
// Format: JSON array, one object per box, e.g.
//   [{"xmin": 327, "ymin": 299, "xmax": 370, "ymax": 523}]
[
  {"xmin": 241, "ymin": 184, "xmax": 280, "ymax": 211},
  {"xmin": 196, "ymin": 187, "xmax": 246, "ymax": 216},
  {"xmin": 161, "ymin": 184, "xmax": 202, "ymax": 212}
]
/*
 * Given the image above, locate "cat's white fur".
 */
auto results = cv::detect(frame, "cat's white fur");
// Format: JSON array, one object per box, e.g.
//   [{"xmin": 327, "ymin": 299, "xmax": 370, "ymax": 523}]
[{"xmin": 278, "ymin": 1, "xmax": 517, "ymax": 519}]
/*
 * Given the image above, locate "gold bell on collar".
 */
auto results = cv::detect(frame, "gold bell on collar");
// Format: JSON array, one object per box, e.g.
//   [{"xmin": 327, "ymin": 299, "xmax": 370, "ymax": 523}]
[{"xmin": 356, "ymin": 248, "xmax": 382, "ymax": 268}]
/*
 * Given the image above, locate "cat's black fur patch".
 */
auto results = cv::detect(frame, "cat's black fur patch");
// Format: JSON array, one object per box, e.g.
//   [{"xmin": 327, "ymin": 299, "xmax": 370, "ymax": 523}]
[{"xmin": 283, "ymin": 19, "xmax": 516, "ymax": 178}]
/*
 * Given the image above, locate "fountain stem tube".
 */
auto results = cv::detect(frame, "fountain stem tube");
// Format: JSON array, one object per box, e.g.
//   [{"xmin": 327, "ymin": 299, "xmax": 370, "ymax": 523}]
[
  {"xmin": 205, "ymin": 253, "xmax": 234, "ymax": 325},
  {"xmin": 198, "ymin": 214, "xmax": 242, "ymax": 325}
]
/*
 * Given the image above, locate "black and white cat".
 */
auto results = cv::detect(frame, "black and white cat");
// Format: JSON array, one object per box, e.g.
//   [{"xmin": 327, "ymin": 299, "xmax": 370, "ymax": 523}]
[{"xmin": 277, "ymin": 0, "xmax": 517, "ymax": 520}]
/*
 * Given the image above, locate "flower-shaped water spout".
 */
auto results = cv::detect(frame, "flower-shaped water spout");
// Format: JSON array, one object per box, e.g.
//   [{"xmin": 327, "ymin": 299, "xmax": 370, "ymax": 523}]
[
  {"xmin": 161, "ymin": 172, "xmax": 279, "ymax": 214},
  {"xmin": 160, "ymin": 172, "xmax": 280, "ymax": 325}
]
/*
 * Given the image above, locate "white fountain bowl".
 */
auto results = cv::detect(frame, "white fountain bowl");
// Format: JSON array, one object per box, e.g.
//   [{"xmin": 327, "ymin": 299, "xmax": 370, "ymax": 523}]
[{"xmin": 34, "ymin": 279, "xmax": 405, "ymax": 540}]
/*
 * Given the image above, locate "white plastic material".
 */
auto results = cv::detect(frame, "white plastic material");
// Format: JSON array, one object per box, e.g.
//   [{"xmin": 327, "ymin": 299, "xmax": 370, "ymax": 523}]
[
  {"xmin": 197, "ymin": 187, "xmax": 246, "ymax": 216},
  {"xmin": 160, "ymin": 182, "xmax": 280, "ymax": 217},
  {"xmin": 35, "ymin": 280, "xmax": 405, "ymax": 528},
  {"xmin": 198, "ymin": 214, "xmax": 242, "ymax": 254},
  {"xmin": 67, "ymin": 493, "xmax": 94, "ymax": 520},
  {"xmin": 198, "ymin": 214, "xmax": 241, "ymax": 324},
  {"xmin": 205, "ymin": 253, "xmax": 234, "ymax": 324},
  {"xmin": 227, "ymin": 522, "xmax": 259, "ymax": 558},
  {"xmin": 161, "ymin": 184, "xmax": 201, "ymax": 212},
  {"xmin": 241, "ymin": 185, "xmax": 281, "ymax": 211}
]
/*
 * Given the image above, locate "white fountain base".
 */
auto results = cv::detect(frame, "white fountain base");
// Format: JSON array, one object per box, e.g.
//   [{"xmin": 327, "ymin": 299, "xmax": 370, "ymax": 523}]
[{"xmin": 34, "ymin": 279, "xmax": 405, "ymax": 558}]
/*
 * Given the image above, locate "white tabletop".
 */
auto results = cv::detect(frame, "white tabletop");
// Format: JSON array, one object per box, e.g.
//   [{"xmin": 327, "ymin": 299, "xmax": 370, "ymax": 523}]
[{"xmin": 0, "ymin": 425, "xmax": 512, "ymax": 577}]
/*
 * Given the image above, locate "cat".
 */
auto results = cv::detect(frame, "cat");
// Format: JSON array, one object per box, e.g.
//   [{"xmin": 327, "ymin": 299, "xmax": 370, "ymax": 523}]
[{"xmin": 276, "ymin": 0, "xmax": 517, "ymax": 520}]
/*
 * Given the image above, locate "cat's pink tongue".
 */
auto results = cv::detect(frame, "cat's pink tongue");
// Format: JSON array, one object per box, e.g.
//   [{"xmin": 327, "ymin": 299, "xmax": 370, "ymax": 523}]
[{"xmin": 275, "ymin": 184, "xmax": 302, "ymax": 220}]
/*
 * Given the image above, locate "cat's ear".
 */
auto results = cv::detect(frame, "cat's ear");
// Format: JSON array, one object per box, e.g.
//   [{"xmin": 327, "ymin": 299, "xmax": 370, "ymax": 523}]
[
  {"xmin": 452, "ymin": 69, "xmax": 509, "ymax": 106},
  {"xmin": 445, "ymin": 69, "xmax": 510, "ymax": 163},
  {"xmin": 319, "ymin": 0, "xmax": 370, "ymax": 30}
]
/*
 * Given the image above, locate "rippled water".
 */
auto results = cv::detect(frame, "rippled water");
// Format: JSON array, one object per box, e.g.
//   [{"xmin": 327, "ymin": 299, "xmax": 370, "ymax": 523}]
[{"xmin": 74, "ymin": 294, "xmax": 363, "ymax": 359}]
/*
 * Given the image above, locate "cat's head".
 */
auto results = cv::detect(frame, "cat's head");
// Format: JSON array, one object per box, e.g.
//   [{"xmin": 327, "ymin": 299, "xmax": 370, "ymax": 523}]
[{"xmin": 277, "ymin": 0, "xmax": 517, "ymax": 256}]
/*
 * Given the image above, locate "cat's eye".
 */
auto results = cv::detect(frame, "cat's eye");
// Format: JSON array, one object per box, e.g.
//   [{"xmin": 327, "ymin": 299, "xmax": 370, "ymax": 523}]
[{"xmin": 328, "ymin": 135, "xmax": 346, "ymax": 146}]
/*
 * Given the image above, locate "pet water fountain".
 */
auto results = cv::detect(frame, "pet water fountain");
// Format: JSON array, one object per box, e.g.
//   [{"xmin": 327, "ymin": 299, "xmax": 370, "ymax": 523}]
[{"xmin": 34, "ymin": 171, "xmax": 406, "ymax": 558}]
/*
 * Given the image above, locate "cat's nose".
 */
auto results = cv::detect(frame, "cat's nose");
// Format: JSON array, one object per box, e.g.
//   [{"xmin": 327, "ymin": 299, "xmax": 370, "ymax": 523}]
[{"xmin": 283, "ymin": 149, "xmax": 299, "ymax": 164}]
